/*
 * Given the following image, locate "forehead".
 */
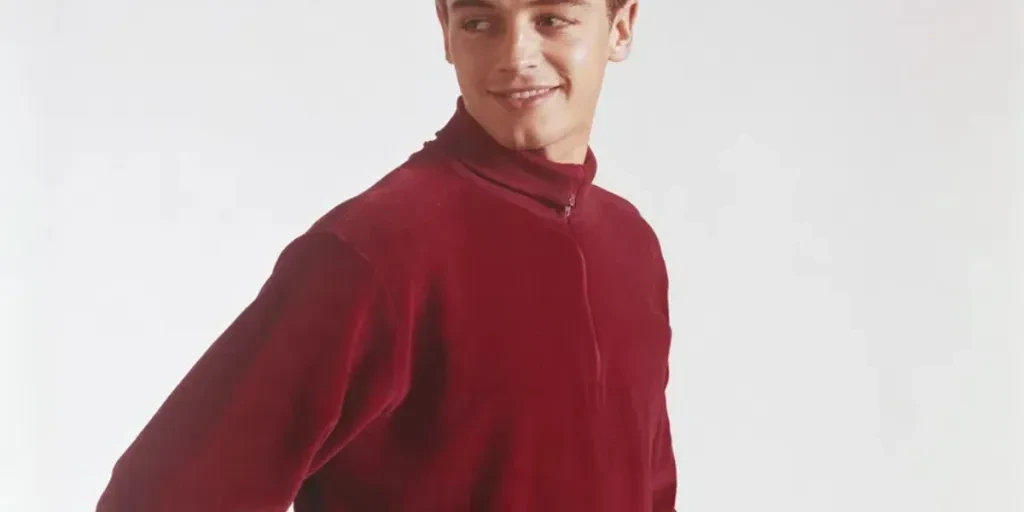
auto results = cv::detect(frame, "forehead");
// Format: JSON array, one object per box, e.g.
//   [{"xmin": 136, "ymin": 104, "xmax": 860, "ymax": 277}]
[{"xmin": 445, "ymin": 0, "xmax": 599, "ymax": 10}]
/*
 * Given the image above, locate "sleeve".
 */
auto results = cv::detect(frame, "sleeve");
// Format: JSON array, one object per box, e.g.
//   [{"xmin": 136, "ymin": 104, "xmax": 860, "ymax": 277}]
[
  {"xmin": 96, "ymin": 232, "xmax": 407, "ymax": 512},
  {"xmin": 651, "ymin": 377, "xmax": 677, "ymax": 511},
  {"xmin": 651, "ymin": 241, "xmax": 678, "ymax": 511}
]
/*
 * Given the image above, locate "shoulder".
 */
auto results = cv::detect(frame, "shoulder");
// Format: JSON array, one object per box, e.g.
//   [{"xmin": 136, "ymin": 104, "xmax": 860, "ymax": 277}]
[
  {"xmin": 589, "ymin": 184, "xmax": 669, "ymax": 270},
  {"xmin": 590, "ymin": 185, "xmax": 660, "ymax": 242},
  {"xmin": 301, "ymin": 154, "xmax": 467, "ymax": 274}
]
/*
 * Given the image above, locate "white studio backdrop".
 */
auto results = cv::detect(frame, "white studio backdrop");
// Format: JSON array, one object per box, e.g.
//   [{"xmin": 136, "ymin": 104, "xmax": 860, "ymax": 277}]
[{"xmin": 3, "ymin": 0, "xmax": 1021, "ymax": 511}]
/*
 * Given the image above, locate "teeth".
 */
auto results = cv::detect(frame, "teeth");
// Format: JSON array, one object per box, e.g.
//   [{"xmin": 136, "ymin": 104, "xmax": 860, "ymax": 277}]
[{"xmin": 507, "ymin": 88, "xmax": 553, "ymax": 100}]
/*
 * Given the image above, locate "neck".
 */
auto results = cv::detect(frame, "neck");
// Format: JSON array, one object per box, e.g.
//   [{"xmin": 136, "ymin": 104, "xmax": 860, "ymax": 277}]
[{"xmin": 425, "ymin": 97, "xmax": 599, "ymax": 217}]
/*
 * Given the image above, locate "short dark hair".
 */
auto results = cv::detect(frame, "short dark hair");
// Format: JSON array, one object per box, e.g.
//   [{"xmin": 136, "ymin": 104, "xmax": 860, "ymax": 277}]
[
  {"xmin": 439, "ymin": 0, "xmax": 630, "ymax": 21},
  {"xmin": 607, "ymin": 0, "xmax": 628, "ymax": 17}
]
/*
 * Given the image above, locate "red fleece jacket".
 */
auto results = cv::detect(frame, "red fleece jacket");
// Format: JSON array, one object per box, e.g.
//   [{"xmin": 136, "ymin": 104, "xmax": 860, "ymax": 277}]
[{"xmin": 97, "ymin": 98, "xmax": 677, "ymax": 511}]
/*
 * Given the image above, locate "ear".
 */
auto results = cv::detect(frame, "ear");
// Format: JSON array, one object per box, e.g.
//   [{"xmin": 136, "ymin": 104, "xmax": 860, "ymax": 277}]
[
  {"xmin": 436, "ymin": 0, "xmax": 454, "ymax": 64},
  {"xmin": 608, "ymin": 0, "xmax": 638, "ymax": 63}
]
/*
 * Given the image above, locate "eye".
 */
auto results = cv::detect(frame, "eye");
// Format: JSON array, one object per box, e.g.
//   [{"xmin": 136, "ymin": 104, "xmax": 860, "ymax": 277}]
[
  {"xmin": 537, "ymin": 15, "xmax": 572, "ymax": 29},
  {"xmin": 460, "ymin": 18, "xmax": 493, "ymax": 33}
]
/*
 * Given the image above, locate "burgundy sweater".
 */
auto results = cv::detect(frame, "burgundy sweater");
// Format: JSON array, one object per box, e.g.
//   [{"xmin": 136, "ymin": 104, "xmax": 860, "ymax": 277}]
[{"xmin": 97, "ymin": 99, "xmax": 676, "ymax": 511}]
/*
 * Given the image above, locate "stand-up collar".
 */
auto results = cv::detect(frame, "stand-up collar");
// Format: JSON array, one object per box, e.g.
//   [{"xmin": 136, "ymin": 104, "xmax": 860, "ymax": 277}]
[{"xmin": 428, "ymin": 97, "xmax": 598, "ymax": 215}]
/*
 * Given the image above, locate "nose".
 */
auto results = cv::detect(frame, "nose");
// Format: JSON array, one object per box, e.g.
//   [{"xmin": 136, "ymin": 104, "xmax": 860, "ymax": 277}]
[{"xmin": 495, "ymin": 20, "xmax": 539, "ymax": 74}]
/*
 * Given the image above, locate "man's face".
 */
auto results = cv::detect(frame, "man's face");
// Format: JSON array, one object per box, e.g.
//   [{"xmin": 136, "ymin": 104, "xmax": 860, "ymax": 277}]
[{"xmin": 437, "ymin": 0, "xmax": 637, "ymax": 159}]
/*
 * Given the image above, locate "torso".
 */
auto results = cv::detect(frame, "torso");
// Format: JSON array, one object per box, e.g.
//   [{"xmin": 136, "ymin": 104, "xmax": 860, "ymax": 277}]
[{"xmin": 298, "ymin": 150, "xmax": 671, "ymax": 511}]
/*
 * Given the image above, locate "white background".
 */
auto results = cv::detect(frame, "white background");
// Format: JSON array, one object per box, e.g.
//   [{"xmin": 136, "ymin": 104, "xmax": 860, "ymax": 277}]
[{"xmin": 3, "ymin": 0, "xmax": 1022, "ymax": 511}]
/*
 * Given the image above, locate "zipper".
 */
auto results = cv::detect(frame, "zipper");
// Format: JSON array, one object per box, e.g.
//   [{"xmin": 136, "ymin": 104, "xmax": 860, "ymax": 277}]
[
  {"xmin": 562, "ymin": 192, "xmax": 576, "ymax": 218},
  {"xmin": 563, "ymin": 190, "xmax": 604, "ymax": 406}
]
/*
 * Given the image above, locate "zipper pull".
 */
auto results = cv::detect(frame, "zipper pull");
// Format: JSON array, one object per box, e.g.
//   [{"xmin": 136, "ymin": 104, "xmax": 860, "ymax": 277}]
[{"xmin": 563, "ymin": 193, "xmax": 577, "ymax": 218}]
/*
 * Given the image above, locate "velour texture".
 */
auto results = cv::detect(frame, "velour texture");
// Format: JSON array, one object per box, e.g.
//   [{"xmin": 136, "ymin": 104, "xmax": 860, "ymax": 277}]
[{"xmin": 97, "ymin": 98, "xmax": 677, "ymax": 511}]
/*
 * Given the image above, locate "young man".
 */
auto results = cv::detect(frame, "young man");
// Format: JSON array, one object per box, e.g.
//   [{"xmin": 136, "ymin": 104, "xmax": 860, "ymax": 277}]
[{"xmin": 97, "ymin": 0, "xmax": 676, "ymax": 510}]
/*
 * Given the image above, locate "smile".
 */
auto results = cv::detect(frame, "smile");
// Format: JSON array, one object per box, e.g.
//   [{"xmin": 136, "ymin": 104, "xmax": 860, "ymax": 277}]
[{"xmin": 489, "ymin": 86, "xmax": 560, "ymax": 110}]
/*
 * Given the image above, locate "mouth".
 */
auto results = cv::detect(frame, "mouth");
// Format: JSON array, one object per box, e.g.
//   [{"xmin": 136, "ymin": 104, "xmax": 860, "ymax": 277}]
[{"xmin": 488, "ymin": 86, "xmax": 561, "ymax": 110}]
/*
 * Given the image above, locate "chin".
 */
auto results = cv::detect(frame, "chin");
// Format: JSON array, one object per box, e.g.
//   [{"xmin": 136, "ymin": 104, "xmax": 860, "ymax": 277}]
[
  {"xmin": 507, "ymin": 114, "xmax": 569, "ymax": 148},
  {"xmin": 472, "ymin": 98, "xmax": 570, "ymax": 150},
  {"xmin": 507, "ymin": 128, "xmax": 554, "ymax": 151}
]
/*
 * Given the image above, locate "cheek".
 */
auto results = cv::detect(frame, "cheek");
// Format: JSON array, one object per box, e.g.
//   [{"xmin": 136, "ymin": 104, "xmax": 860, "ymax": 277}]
[
  {"xmin": 548, "ymin": 33, "xmax": 610, "ymax": 87},
  {"xmin": 549, "ymin": 37, "xmax": 607, "ymax": 93},
  {"xmin": 453, "ymin": 57, "xmax": 487, "ymax": 88},
  {"xmin": 565, "ymin": 41, "xmax": 593, "ymax": 68},
  {"xmin": 449, "ymin": 42, "xmax": 487, "ymax": 76}
]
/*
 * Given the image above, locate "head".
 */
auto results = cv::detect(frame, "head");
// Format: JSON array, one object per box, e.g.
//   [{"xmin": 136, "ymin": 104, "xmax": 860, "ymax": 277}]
[{"xmin": 436, "ymin": 0, "xmax": 638, "ymax": 163}]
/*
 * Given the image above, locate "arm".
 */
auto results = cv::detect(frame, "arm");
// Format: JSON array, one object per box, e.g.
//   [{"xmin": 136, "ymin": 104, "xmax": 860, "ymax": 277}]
[
  {"xmin": 97, "ymin": 232, "xmax": 406, "ymax": 511},
  {"xmin": 651, "ymin": 385, "xmax": 677, "ymax": 511},
  {"xmin": 651, "ymin": 240, "xmax": 677, "ymax": 511}
]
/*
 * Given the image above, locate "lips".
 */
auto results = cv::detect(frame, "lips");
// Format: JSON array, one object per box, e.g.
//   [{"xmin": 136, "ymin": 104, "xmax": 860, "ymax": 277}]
[
  {"xmin": 489, "ymin": 86, "xmax": 560, "ymax": 110},
  {"xmin": 492, "ymin": 87, "xmax": 558, "ymax": 99}
]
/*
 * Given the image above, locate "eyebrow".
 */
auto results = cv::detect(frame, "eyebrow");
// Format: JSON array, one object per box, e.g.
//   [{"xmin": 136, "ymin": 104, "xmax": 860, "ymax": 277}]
[{"xmin": 449, "ymin": 0, "xmax": 592, "ymax": 10}]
